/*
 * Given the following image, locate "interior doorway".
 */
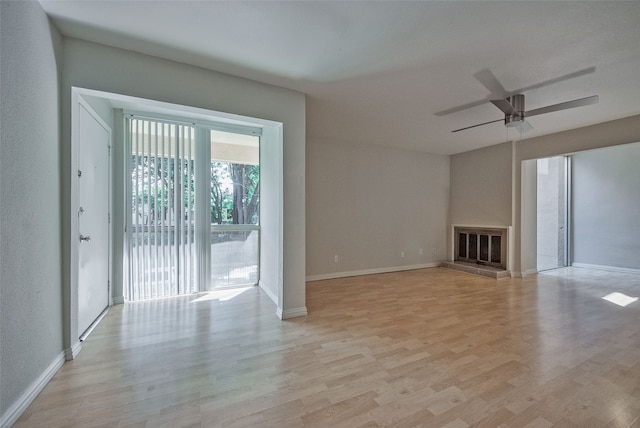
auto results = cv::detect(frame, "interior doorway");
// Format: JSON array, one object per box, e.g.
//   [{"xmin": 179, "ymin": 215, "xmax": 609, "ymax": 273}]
[{"xmin": 536, "ymin": 156, "xmax": 569, "ymax": 271}]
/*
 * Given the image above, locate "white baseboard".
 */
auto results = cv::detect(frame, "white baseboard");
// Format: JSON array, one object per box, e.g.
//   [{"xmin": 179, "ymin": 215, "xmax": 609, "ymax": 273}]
[
  {"xmin": 0, "ymin": 352, "xmax": 65, "ymax": 428},
  {"xmin": 511, "ymin": 268, "xmax": 538, "ymax": 278},
  {"xmin": 571, "ymin": 263, "xmax": 640, "ymax": 276},
  {"xmin": 112, "ymin": 295, "xmax": 124, "ymax": 305},
  {"xmin": 64, "ymin": 341, "xmax": 82, "ymax": 361},
  {"xmin": 258, "ymin": 280, "xmax": 279, "ymax": 306},
  {"xmin": 306, "ymin": 263, "xmax": 441, "ymax": 282},
  {"xmin": 276, "ymin": 306, "xmax": 308, "ymax": 320},
  {"xmin": 261, "ymin": 280, "xmax": 306, "ymax": 320}
]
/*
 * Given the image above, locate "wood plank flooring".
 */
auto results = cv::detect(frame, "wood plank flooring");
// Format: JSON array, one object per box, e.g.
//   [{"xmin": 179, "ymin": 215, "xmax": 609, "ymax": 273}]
[{"xmin": 14, "ymin": 267, "xmax": 640, "ymax": 427}]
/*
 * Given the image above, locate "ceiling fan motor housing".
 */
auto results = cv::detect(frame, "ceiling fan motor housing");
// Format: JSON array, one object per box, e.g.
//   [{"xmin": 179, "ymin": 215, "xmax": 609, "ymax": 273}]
[{"xmin": 505, "ymin": 94, "xmax": 525, "ymax": 127}]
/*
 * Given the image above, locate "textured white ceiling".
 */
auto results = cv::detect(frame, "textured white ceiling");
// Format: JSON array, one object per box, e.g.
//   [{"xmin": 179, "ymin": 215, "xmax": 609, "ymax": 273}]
[{"xmin": 41, "ymin": 1, "xmax": 640, "ymax": 154}]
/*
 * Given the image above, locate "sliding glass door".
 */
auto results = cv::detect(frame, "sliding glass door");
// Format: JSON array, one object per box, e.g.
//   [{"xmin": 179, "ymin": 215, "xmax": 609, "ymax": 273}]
[
  {"xmin": 208, "ymin": 130, "xmax": 260, "ymax": 289},
  {"xmin": 125, "ymin": 116, "xmax": 260, "ymax": 301}
]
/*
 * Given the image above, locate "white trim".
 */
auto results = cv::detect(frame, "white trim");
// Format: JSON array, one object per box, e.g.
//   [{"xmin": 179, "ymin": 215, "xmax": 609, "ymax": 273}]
[
  {"xmin": 572, "ymin": 263, "xmax": 640, "ymax": 276},
  {"xmin": 306, "ymin": 263, "xmax": 441, "ymax": 282},
  {"xmin": 450, "ymin": 223, "xmax": 511, "ymax": 230},
  {"xmin": 277, "ymin": 306, "xmax": 308, "ymax": 320},
  {"xmin": 78, "ymin": 95, "xmax": 111, "ymax": 132},
  {"xmin": 79, "ymin": 307, "xmax": 110, "ymax": 342},
  {"xmin": 64, "ymin": 341, "xmax": 82, "ymax": 361},
  {"xmin": 258, "ymin": 280, "xmax": 278, "ymax": 305},
  {"xmin": 74, "ymin": 88, "xmax": 281, "ymax": 130},
  {"xmin": 195, "ymin": 126, "xmax": 211, "ymax": 293},
  {"xmin": 0, "ymin": 352, "xmax": 65, "ymax": 428},
  {"xmin": 511, "ymin": 269, "xmax": 538, "ymax": 278},
  {"xmin": 564, "ymin": 156, "xmax": 572, "ymax": 267},
  {"xmin": 510, "ymin": 140, "xmax": 517, "ymax": 277},
  {"xmin": 210, "ymin": 224, "xmax": 260, "ymax": 232},
  {"xmin": 113, "ymin": 295, "xmax": 125, "ymax": 305}
]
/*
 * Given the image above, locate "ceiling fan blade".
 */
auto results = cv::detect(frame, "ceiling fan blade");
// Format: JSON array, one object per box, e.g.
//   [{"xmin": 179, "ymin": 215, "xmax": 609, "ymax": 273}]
[
  {"xmin": 474, "ymin": 69, "xmax": 508, "ymax": 97},
  {"xmin": 452, "ymin": 118, "xmax": 504, "ymax": 133},
  {"xmin": 513, "ymin": 66, "xmax": 596, "ymax": 94},
  {"xmin": 491, "ymin": 99, "xmax": 517, "ymax": 115},
  {"xmin": 435, "ymin": 69, "xmax": 508, "ymax": 117},
  {"xmin": 436, "ymin": 67, "xmax": 597, "ymax": 117},
  {"xmin": 434, "ymin": 99, "xmax": 489, "ymax": 116},
  {"xmin": 525, "ymin": 95, "xmax": 599, "ymax": 118}
]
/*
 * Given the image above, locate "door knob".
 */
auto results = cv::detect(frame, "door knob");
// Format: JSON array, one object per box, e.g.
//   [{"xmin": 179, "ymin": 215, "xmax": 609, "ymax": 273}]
[{"xmin": 79, "ymin": 234, "xmax": 91, "ymax": 242}]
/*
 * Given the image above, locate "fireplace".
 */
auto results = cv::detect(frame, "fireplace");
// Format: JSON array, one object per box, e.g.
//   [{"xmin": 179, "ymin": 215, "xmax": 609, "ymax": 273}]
[{"xmin": 453, "ymin": 226, "xmax": 508, "ymax": 270}]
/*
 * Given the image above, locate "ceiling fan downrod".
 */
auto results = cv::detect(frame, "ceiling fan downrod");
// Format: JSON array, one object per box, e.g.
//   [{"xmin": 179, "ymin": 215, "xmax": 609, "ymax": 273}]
[{"xmin": 504, "ymin": 94, "xmax": 525, "ymax": 127}]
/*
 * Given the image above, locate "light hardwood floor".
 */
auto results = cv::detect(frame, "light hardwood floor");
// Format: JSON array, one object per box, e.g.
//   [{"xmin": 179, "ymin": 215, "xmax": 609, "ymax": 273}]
[{"xmin": 15, "ymin": 267, "xmax": 640, "ymax": 427}]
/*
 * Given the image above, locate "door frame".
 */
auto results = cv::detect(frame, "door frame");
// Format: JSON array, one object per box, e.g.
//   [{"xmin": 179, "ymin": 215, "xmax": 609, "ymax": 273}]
[
  {"xmin": 535, "ymin": 155, "xmax": 571, "ymax": 272},
  {"xmin": 66, "ymin": 88, "xmax": 113, "ymax": 359}
]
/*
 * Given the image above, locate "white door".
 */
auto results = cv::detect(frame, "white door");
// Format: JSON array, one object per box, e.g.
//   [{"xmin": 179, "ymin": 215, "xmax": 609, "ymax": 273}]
[{"xmin": 78, "ymin": 102, "xmax": 111, "ymax": 337}]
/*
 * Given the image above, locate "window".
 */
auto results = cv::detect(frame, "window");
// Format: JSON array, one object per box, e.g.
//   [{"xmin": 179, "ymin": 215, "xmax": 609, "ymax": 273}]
[{"xmin": 208, "ymin": 129, "xmax": 260, "ymax": 288}]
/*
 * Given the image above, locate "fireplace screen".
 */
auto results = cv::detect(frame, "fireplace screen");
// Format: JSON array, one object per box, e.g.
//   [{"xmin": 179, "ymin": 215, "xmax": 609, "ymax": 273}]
[
  {"xmin": 455, "ymin": 228, "xmax": 505, "ymax": 269},
  {"xmin": 491, "ymin": 235, "xmax": 501, "ymax": 263},
  {"xmin": 480, "ymin": 235, "xmax": 489, "ymax": 261}
]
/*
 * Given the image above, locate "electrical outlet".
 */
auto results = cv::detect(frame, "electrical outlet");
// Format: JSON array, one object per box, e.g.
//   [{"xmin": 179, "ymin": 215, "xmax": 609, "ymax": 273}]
[
  {"xmin": 401, "ymin": 251, "xmax": 405, "ymax": 258},
  {"xmin": 419, "ymin": 248, "xmax": 424, "ymax": 255},
  {"xmin": 334, "ymin": 254, "xmax": 339, "ymax": 263}
]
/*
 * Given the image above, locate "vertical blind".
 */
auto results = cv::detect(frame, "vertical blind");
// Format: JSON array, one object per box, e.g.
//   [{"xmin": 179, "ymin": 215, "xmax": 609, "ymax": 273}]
[{"xmin": 126, "ymin": 117, "xmax": 197, "ymax": 300}]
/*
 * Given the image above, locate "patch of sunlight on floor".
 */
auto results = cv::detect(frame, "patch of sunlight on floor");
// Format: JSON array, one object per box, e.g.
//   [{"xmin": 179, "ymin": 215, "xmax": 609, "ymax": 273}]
[
  {"xmin": 602, "ymin": 292, "xmax": 639, "ymax": 307},
  {"xmin": 190, "ymin": 286, "xmax": 252, "ymax": 303}
]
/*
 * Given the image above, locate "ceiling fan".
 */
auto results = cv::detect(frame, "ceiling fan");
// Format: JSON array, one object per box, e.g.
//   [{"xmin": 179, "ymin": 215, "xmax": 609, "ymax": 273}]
[
  {"xmin": 435, "ymin": 67, "xmax": 599, "ymax": 133},
  {"xmin": 452, "ymin": 93, "xmax": 599, "ymax": 133}
]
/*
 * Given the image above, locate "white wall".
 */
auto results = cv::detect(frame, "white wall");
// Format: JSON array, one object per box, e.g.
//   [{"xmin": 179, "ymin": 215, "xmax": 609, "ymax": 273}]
[
  {"xmin": 306, "ymin": 138, "xmax": 449, "ymax": 279},
  {"xmin": 449, "ymin": 141, "xmax": 513, "ymax": 227},
  {"xmin": 0, "ymin": 0, "xmax": 64, "ymax": 421},
  {"xmin": 448, "ymin": 141, "xmax": 514, "ymax": 266},
  {"xmin": 572, "ymin": 142, "xmax": 640, "ymax": 270},
  {"xmin": 112, "ymin": 109, "xmax": 126, "ymax": 303},
  {"xmin": 520, "ymin": 159, "xmax": 538, "ymax": 275},
  {"xmin": 258, "ymin": 125, "xmax": 283, "ymax": 306}
]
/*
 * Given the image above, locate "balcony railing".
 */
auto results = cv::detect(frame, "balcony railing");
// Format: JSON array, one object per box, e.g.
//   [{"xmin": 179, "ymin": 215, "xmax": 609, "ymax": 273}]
[{"xmin": 127, "ymin": 224, "xmax": 259, "ymax": 300}]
